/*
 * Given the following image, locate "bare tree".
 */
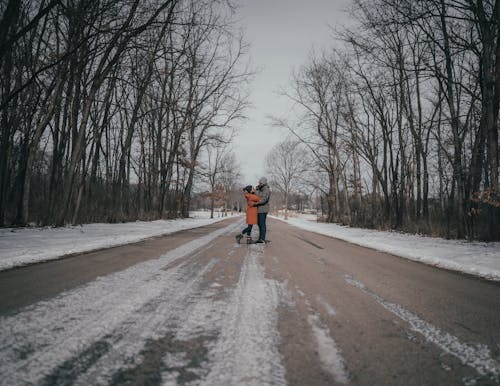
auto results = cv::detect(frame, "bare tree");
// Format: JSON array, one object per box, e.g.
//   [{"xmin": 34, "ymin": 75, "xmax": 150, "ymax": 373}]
[
  {"xmin": 272, "ymin": 0, "xmax": 499, "ymax": 239},
  {"xmin": 265, "ymin": 139, "xmax": 308, "ymax": 219},
  {"xmin": 200, "ymin": 139, "xmax": 233, "ymax": 218},
  {"xmin": 0, "ymin": 0, "xmax": 251, "ymax": 228}
]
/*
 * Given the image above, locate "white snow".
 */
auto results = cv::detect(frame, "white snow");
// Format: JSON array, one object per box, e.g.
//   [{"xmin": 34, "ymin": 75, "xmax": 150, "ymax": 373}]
[
  {"xmin": 2, "ymin": 212, "xmax": 499, "ymax": 281},
  {"xmin": 296, "ymin": 289, "xmax": 348, "ymax": 383},
  {"xmin": 0, "ymin": 211, "xmax": 230, "ymax": 271},
  {"xmin": 276, "ymin": 215, "xmax": 500, "ymax": 282},
  {"xmin": 316, "ymin": 295, "xmax": 337, "ymax": 317},
  {"xmin": 199, "ymin": 248, "xmax": 287, "ymax": 386},
  {"xmin": 308, "ymin": 313, "xmax": 349, "ymax": 384},
  {"xmin": 0, "ymin": 221, "xmax": 235, "ymax": 385},
  {"xmin": 0, "ymin": 220, "xmax": 289, "ymax": 385},
  {"xmin": 1, "ymin": 213, "xmax": 499, "ymax": 384}
]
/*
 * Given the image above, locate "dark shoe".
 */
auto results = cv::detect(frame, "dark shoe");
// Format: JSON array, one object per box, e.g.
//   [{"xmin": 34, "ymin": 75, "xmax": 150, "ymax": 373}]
[
  {"xmin": 255, "ymin": 239, "xmax": 264, "ymax": 244},
  {"xmin": 246, "ymin": 236, "xmax": 253, "ymax": 244},
  {"xmin": 235, "ymin": 234, "xmax": 243, "ymax": 243}
]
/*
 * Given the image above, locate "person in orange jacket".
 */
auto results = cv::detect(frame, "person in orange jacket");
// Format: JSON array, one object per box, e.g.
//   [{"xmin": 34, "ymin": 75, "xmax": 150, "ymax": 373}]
[{"xmin": 235, "ymin": 185, "xmax": 260, "ymax": 243}]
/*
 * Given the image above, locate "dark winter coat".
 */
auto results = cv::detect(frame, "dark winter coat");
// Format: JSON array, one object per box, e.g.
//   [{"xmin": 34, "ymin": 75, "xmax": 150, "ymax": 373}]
[{"xmin": 255, "ymin": 184, "xmax": 270, "ymax": 213}]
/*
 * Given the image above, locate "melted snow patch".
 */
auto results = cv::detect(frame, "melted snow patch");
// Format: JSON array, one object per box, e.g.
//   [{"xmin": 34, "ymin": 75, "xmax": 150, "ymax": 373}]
[
  {"xmin": 297, "ymin": 289, "xmax": 347, "ymax": 383},
  {"xmin": 316, "ymin": 295, "xmax": 336, "ymax": 316},
  {"xmin": 344, "ymin": 275, "xmax": 500, "ymax": 381},
  {"xmin": 307, "ymin": 313, "xmax": 349, "ymax": 384}
]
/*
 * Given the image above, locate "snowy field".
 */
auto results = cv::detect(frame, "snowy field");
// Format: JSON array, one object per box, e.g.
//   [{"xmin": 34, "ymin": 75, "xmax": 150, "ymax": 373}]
[{"xmin": 1, "ymin": 211, "xmax": 499, "ymax": 281}]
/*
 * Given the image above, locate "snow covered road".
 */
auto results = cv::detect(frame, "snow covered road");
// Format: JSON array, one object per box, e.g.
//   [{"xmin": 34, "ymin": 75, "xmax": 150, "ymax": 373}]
[
  {"xmin": 0, "ymin": 221, "xmax": 288, "ymax": 385},
  {"xmin": 1, "ymin": 217, "xmax": 500, "ymax": 385}
]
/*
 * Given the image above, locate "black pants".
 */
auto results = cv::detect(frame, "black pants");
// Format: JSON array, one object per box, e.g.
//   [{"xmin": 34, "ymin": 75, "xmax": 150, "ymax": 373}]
[
  {"xmin": 242, "ymin": 224, "xmax": 253, "ymax": 236},
  {"xmin": 257, "ymin": 212, "xmax": 267, "ymax": 241}
]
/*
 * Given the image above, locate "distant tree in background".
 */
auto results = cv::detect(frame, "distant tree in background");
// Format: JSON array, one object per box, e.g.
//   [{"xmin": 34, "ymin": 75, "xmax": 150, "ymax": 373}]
[
  {"xmin": 265, "ymin": 139, "xmax": 309, "ymax": 219},
  {"xmin": 199, "ymin": 138, "xmax": 240, "ymax": 218}
]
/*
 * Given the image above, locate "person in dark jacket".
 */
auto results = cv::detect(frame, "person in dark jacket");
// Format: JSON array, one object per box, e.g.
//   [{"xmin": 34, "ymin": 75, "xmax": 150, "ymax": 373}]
[{"xmin": 253, "ymin": 177, "xmax": 271, "ymax": 243}]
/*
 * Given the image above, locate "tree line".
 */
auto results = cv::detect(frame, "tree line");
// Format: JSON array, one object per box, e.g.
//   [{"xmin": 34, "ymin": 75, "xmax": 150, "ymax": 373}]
[
  {"xmin": 0, "ymin": 0, "xmax": 250, "ymax": 227},
  {"xmin": 273, "ymin": 0, "xmax": 499, "ymax": 240}
]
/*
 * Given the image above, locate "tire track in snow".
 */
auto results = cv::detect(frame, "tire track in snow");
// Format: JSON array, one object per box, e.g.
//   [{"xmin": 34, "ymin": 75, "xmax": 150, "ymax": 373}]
[
  {"xmin": 316, "ymin": 295, "xmax": 337, "ymax": 317},
  {"xmin": 344, "ymin": 275, "xmax": 500, "ymax": 383},
  {"xmin": 70, "ymin": 258, "xmax": 218, "ymax": 386},
  {"xmin": 296, "ymin": 287, "xmax": 349, "ymax": 384},
  {"xmin": 0, "ymin": 222, "xmax": 239, "ymax": 386},
  {"xmin": 198, "ymin": 247, "xmax": 287, "ymax": 386},
  {"xmin": 307, "ymin": 313, "xmax": 349, "ymax": 384}
]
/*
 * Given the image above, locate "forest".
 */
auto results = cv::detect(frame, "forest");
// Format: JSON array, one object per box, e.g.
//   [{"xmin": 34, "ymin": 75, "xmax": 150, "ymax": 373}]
[
  {"xmin": 268, "ymin": 0, "xmax": 500, "ymax": 241},
  {"xmin": 1, "ymin": 0, "xmax": 499, "ymax": 241},
  {"xmin": 0, "ymin": 0, "xmax": 248, "ymax": 227}
]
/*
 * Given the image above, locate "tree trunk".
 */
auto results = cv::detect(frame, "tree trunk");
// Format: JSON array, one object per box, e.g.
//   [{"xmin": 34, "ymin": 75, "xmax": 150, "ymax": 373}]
[
  {"xmin": 17, "ymin": 78, "xmax": 63, "ymax": 225},
  {"xmin": 0, "ymin": 18, "xmax": 16, "ymax": 226},
  {"xmin": 284, "ymin": 187, "xmax": 289, "ymax": 220},
  {"xmin": 439, "ymin": 0, "xmax": 465, "ymax": 237}
]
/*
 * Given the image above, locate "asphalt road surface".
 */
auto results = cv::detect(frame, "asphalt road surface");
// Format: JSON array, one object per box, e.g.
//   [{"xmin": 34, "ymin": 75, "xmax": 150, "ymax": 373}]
[{"xmin": 1, "ymin": 217, "xmax": 499, "ymax": 385}]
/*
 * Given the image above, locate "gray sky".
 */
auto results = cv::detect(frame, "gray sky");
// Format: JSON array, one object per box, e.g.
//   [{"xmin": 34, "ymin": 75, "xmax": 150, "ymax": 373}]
[{"xmin": 233, "ymin": 0, "xmax": 351, "ymax": 185}]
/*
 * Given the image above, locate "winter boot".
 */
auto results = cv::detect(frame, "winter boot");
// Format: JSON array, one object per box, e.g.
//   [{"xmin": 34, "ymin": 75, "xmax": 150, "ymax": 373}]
[{"xmin": 235, "ymin": 234, "xmax": 243, "ymax": 244}]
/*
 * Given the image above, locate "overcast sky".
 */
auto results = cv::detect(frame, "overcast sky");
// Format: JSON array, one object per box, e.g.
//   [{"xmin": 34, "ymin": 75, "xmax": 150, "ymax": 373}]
[{"xmin": 232, "ymin": 0, "xmax": 351, "ymax": 185}]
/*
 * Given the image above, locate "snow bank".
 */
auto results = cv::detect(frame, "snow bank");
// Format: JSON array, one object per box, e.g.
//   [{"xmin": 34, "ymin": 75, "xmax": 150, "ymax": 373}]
[
  {"xmin": 1, "ymin": 210, "xmax": 500, "ymax": 282},
  {"xmin": 0, "ymin": 211, "xmax": 233, "ymax": 271}
]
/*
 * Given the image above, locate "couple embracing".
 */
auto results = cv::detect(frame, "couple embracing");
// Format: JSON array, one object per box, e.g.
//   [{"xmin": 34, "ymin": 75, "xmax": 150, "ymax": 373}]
[{"xmin": 236, "ymin": 177, "xmax": 270, "ymax": 244}]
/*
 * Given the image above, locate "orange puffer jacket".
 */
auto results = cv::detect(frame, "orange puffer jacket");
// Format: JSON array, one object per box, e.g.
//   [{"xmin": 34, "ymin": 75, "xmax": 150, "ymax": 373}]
[{"xmin": 244, "ymin": 193, "xmax": 260, "ymax": 224}]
